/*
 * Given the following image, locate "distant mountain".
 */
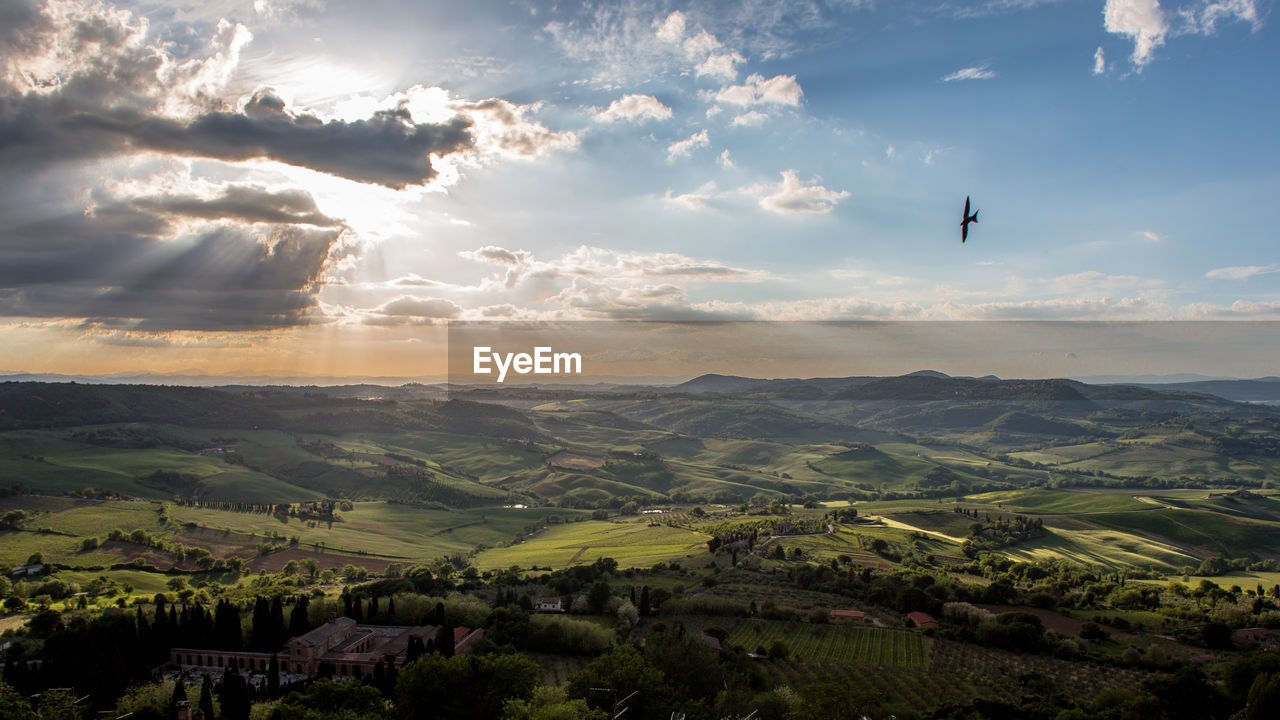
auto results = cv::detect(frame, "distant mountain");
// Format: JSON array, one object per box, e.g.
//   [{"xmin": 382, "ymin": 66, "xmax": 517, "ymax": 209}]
[
  {"xmin": 0, "ymin": 371, "xmax": 441, "ymax": 386},
  {"xmin": 671, "ymin": 374, "xmax": 769, "ymax": 395},
  {"xmin": 1114, "ymin": 379, "xmax": 1280, "ymax": 404}
]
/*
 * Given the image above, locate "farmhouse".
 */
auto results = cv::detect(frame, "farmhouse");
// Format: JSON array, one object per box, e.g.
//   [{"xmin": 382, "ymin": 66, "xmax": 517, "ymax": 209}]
[
  {"xmin": 830, "ymin": 609, "xmax": 866, "ymax": 623},
  {"xmin": 697, "ymin": 633, "xmax": 722, "ymax": 652},
  {"xmin": 536, "ymin": 597, "xmax": 563, "ymax": 613},
  {"xmin": 1233, "ymin": 627, "xmax": 1277, "ymax": 651},
  {"xmin": 170, "ymin": 615, "xmax": 484, "ymax": 679},
  {"xmin": 907, "ymin": 611, "xmax": 939, "ymax": 629},
  {"xmin": 10, "ymin": 563, "xmax": 45, "ymax": 578}
]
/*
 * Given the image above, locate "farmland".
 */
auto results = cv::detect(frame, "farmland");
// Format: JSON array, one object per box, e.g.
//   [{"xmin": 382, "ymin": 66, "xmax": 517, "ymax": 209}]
[
  {"xmin": 728, "ymin": 619, "xmax": 927, "ymax": 666},
  {"xmin": 473, "ymin": 519, "xmax": 712, "ymax": 570}
]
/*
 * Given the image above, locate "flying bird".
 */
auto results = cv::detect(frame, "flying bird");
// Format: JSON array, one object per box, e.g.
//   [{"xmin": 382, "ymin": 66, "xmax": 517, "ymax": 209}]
[{"xmin": 960, "ymin": 196, "xmax": 978, "ymax": 243}]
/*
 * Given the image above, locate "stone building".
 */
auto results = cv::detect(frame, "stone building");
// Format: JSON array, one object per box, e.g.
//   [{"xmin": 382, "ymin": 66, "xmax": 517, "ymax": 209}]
[{"xmin": 169, "ymin": 614, "xmax": 485, "ymax": 679}]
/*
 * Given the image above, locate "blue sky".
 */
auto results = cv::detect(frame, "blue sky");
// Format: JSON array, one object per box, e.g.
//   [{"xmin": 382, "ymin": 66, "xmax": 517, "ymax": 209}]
[{"xmin": 0, "ymin": 0, "xmax": 1275, "ymax": 377}]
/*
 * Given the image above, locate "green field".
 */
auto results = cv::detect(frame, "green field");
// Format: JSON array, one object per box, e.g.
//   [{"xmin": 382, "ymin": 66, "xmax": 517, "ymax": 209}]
[
  {"xmin": 1085, "ymin": 509, "xmax": 1280, "ymax": 558},
  {"xmin": 997, "ymin": 526, "xmax": 1200, "ymax": 570},
  {"xmin": 963, "ymin": 489, "xmax": 1152, "ymax": 514},
  {"xmin": 473, "ymin": 519, "xmax": 711, "ymax": 570},
  {"xmin": 170, "ymin": 502, "xmax": 590, "ymax": 562},
  {"xmin": 728, "ymin": 619, "xmax": 928, "ymax": 666}
]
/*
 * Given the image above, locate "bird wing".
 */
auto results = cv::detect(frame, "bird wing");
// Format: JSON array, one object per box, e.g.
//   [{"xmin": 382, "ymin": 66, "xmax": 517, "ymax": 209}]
[
  {"xmin": 962, "ymin": 223, "xmax": 968, "ymax": 243},
  {"xmin": 963, "ymin": 196, "xmax": 970, "ymax": 221}
]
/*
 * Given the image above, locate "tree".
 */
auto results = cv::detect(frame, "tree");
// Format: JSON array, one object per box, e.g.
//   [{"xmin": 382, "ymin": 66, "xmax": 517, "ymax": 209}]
[
  {"xmin": 198, "ymin": 675, "xmax": 215, "ymax": 720},
  {"xmin": 219, "ymin": 661, "xmax": 251, "ymax": 720},
  {"xmin": 586, "ymin": 582, "xmax": 612, "ymax": 615},
  {"xmin": 1242, "ymin": 673, "xmax": 1280, "ymax": 720},
  {"xmin": 290, "ymin": 595, "xmax": 311, "ymax": 637},
  {"xmin": 273, "ymin": 679, "xmax": 385, "ymax": 720},
  {"xmin": 0, "ymin": 682, "xmax": 36, "ymax": 720},
  {"xmin": 642, "ymin": 625, "xmax": 720, "ymax": 701},
  {"xmin": 502, "ymin": 686, "xmax": 607, "ymax": 720},
  {"xmin": 567, "ymin": 646, "xmax": 670, "ymax": 720},
  {"xmin": 397, "ymin": 653, "xmax": 540, "ymax": 720},
  {"xmin": 268, "ymin": 653, "xmax": 281, "ymax": 696},
  {"xmin": 791, "ymin": 682, "xmax": 883, "ymax": 720},
  {"xmin": 168, "ymin": 678, "xmax": 187, "ymax": 720}
]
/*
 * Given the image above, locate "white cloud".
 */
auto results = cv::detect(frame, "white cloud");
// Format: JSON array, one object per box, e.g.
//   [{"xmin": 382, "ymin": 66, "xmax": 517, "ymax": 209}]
[
  {"xmin": 886, "ymin": 145, "xmax": 897, "ymax": 159},
  {"xmin": 1104, "ymin": 0, "xmax": 1170, "ymax": 69},
  {"xmin": 1179, "ymin": 0, "xmax": 1261, "ymax": 34},
  {"xmin": 593, "ymin": 93, "xmax": 673, "ymax": 122},
  {"xmin": 1204, "ymin": 264, "xmax": 1279, "ymax": 280},
  {"xmin": 655, "ymin": 10, "xmax": 687, "ymax": 43},
  {"xmin": 445, "ymin": 95, "xmax": 580, "ymax": 161},
  {"xmin": 1139, "ymin": 230, "xmax": 1161, "ymax": 242},
  {"xmin": 683, "ymin": 30, "xmax": 722, "ymax": 58},
  {"xmin": 1045, "ymin": 271, "xmax": 1148, "ymax": 294},
  {"xmin": 730, "ymin": 110, "xmax": 769, "ymax": 127},
  {"xmin": 1104, "ymin": 1, "xmax": 1261, "ymax": 70},
  {"xmin": 696, "ymin": 52, "xmax": 745, "ymax": 81},
  {"xmin": 667, "ymin": 129, "xmax": 710, "ymax": 161},
  {"xmin": 1180, "ymin": 299, "xmax": 1280, "ymax": 318},
  {"xmin": 942, "ymin": 64, "xmax": 997, "ymax": 82},
  {"xmin": 664, "ymin": 181, "xmax": 718, "ymax": 210},
  {"xmin": 1092, "ymin": 46, "xmax": 1107, "ymax": 75},
  {"xmin": 718, "ymin": 149, "xmax": 735, "ymax": 168},
  {"xmin": 459, "ymin": 244, "xmax": 766, "ymax": 293},
  {"xmin": 364, "ymin": 295, "xmax": 463, "ymax": 324},
  {"xmin": 710, "ymin": 73, "xmax": 803, "ymax": 107},
  {"xmin": 747, "ymin": 170, "xmax": 850, "ymax": 215}
]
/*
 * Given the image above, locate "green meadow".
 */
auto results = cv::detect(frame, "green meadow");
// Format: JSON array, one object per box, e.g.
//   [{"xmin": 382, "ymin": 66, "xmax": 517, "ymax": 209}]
[{"xmin": 473, "ymin": 519, "xmax": 711, "ymax": 570}]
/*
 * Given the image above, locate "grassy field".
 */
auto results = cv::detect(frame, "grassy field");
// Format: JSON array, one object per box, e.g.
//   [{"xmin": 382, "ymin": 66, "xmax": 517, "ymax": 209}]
[
  {"xmin": 962, "ymin": 488, "xmax": 1152, "ymax": 514},
  {"xmin": 0, "ymin": 496, "xmax": 596, "ymax": 569},
  {"xmin": 728, "ymin": 619, "xmax": 928, "ymax": 666},
  {"xmin": 473, "ymin": 519, "xmax": 712, "ymax": 570},
  {"xmin": 1085, "ymin": 509, "xmax": 1280, "ymax": 557},
  {"xmin": 878, "ymin": 510, "xmax": 979, "ymax": 539},
  {"xmin": 170, "ymin": 502, "xmax": 591, "ymax": 562},
  {"xmin": 998, "ymin": 526, "xmax": 1200, "ymax": 570}
]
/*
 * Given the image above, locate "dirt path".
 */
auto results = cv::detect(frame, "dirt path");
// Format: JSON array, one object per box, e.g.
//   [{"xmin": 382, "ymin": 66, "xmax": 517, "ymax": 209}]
[{"xmin": 874, "ymin": 516, "xmax": 965, "ymax": 543}]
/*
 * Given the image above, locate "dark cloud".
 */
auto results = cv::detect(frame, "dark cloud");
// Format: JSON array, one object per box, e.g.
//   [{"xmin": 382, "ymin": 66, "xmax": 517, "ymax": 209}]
[
  {"xmin": 0, "ymin": 193, "xmax": 340, "ymax": 330},
  {"xmin": 129, "ymin": 185, "xmax": 341, "ymax": 227},
  {"xmin": 0, "ymin": 90, "xmax": 475, "ymax": 188},
  {"xmin": 0, "ymin": 0, "xmax": 473, "ymax": 189}
]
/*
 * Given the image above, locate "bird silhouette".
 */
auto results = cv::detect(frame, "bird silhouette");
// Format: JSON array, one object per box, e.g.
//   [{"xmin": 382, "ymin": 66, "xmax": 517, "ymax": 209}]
[{"xmin": 961, "ymin": 196, "xmax": 979, "ymax": 243}]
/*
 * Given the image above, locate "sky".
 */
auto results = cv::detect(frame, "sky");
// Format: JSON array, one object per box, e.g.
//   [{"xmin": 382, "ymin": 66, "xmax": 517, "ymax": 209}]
[{"xmin": 0, "ymin": 0, "xmax": 1276, "ymax": 380}]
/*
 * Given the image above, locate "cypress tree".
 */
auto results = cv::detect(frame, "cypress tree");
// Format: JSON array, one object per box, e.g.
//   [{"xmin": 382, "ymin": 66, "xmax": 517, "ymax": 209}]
[
  {"xmin": 639, "ymin": 586, "xmax": 651, "ymax": 617},
  {"xmin": 289, "ymin": 595, "xmax": 310, "ymax": 637},
  {"xmin": 199, "ymin": 675, "xmax": 215, "ymax": 720},
  {"xmin": 270, "ymin": 596, "xmax": 285, "ymax": 646},
  {"xmin": 368, "ymin": 596, "xmax": 379, "ymax": 622},
  {"xmin": 168, "ymin": 678, "xmax": 186, "ymax": 720},
  {"xmin": 267, "ymin": 653, "xmax": 280, "ymax": 696},
  {"xmin": 353, "ymin": 597, "xmax": 364, "ymax": 623},
  {"xmin": 252, "ymin": 597, "xmax": 270, "ymax": 649},
  {"xmin": 386, "ymin": 596, "xmax": 396, "ymax": 624},
  {"xmin": 220, "ymin": 660, "xmax": 250, "ymax": 720},
  {"xmin": 441, "ymin": 619, "xmax": 455, "ymax": 658}
]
